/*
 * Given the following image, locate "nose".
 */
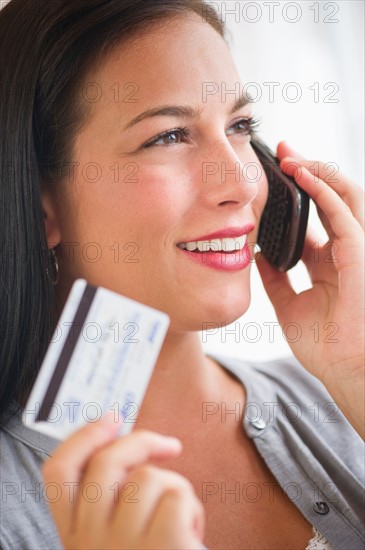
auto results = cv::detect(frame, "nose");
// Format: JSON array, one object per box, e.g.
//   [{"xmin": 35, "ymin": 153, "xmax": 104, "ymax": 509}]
[{"xmin": 197, "ymin": 138, "xmax": 260, "ymax": 209}]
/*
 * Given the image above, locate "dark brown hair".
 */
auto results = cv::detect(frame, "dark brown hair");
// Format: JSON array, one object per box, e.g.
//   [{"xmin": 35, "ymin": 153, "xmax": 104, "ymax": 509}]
[{"xmin": 0, "ymin": 0, "xmax": 225, "ymax": 424}]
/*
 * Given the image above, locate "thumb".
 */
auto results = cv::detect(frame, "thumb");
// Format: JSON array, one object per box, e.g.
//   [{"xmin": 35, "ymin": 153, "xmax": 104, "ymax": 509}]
[{"xmin": 276, "ymin": 141, "xmax": 306, "ymax": 161}]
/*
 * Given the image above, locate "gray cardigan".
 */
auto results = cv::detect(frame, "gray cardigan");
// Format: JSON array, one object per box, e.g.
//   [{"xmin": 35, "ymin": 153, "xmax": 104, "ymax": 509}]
[{"xmin": 1, "ymin": 352, "xmax": 364, "ymax": 549}]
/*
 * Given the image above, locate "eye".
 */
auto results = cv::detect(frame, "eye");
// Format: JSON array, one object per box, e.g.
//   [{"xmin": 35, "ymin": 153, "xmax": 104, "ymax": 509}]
[
  {"xmin": 142, "ymin": 127, "xmax": 191, "ymax": 148},
  {"xmin": 226, "ymin": 116, "xmax": 260, "ymax": 136},
  {"xmin": 140, "ymin": 116, "xmax": 260, "ymax": 150}
]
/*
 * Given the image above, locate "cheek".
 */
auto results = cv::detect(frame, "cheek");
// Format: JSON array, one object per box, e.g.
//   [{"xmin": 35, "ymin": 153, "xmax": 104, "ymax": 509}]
[
  {"xmin": 259, "ymin": 170, "xmax": 269, "ymax": 212},
  {"xmin": 90, "ymin": 166, "xmax": 191, "ymax": 246},
  {"xmin": 250, "ymin": 164, "xmax": 269, "ymax": 223},
  {"xmin": 126, "ymin": 166, "xmax": 190, "ymax": 223},
  {"xmin": 71, "ymin": 166, "xmax": 186, "ymax": 238}
]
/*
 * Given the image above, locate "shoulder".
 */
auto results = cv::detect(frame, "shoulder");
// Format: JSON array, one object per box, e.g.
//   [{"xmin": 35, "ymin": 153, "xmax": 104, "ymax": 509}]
[
  {"xmin": 0, "ymin": 405, "xmax": 62, "ymax": 550},
  {"xmin": 208, "ymin": 352, "xmax": 365, "ymax": 548},
  {"xmin": 209, "ymin": 351, "xmax": 362, "ymax": 445},
  {"xmin": 211, "ymin": 351, "xmax": 330, "ymax": 402}
]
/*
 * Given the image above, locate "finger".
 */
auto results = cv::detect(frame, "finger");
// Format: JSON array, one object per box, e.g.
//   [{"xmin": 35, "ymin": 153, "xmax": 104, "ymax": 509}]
[
  {"xmin": 276, "ymin": 141, "xmax": 306, "ymax": 161},
  {"xmin": 287, "ymin": 166, "xmax": 361, "ymax": 241},
  {"xmin": 41, "ymin": 413, "xmax": 121, "ymax": 541},
  {"xmin": 300, "ymin": 228, "xmax": 338, "ymax": 285},
  {"xmin": 300, "ymin": 224, "xmax": 323, "ymax": 271},
  {"xmin": 74, "ymin": 431, "xmax": 182, "ymax": 538},
  {"xmin": 280, "ymin": 159, "xmax": 337, "ymax": 240},
  {"xmin": 110, "ymin": 466, "xmax": 198, "ymax": 546},
  {"xmin": 146, "ymin": 487, "xmax": 205, "ymax": 550},
  {"xmin": 255, "ymin": 251, "xmax": 296, "ymax": 320},
  {"xmin": 281, "ymin": 157, "xmax": 365, "ymax": 229},
  {"xmin": 315, "ymin": 202, "xmax": 336, "ymax": 242}
]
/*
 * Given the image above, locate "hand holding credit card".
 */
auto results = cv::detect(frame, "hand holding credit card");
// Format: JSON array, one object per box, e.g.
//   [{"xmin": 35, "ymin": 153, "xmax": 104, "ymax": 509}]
[
  {"xmin": 22, "ymin": 279, "xmax": 170, "ymax": 439},
  {"xmin": 26, "ymin": 279, "xmax": 209, "ymax": 549}
]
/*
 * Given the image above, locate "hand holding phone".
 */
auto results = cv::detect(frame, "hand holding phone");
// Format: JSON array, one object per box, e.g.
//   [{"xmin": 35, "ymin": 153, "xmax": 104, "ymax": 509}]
[{"xmin": 251, "ymin": 137, "xmax": 310, "ymax": 272}]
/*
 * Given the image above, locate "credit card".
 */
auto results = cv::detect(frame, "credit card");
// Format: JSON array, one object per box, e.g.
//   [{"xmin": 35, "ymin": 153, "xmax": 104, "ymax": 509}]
[{"xmin": 22, "ymin": 279, "xmax": 170, "ymax": 440}]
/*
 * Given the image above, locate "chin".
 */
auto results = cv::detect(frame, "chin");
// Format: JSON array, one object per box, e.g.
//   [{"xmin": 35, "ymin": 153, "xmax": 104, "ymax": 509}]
[
  {"xmin": 206, "ymin": 296, "xmax": 251, "ymax": 328},
  {"xmin": 171, "ymin": 290, "xmax": 252, "ymax": 332}
]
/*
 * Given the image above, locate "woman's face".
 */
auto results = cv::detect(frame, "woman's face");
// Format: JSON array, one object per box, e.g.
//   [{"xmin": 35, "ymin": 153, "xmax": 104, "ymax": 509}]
[{"xmin": 47, "ymin": 14, "xmax": 268, "ymax": 331}]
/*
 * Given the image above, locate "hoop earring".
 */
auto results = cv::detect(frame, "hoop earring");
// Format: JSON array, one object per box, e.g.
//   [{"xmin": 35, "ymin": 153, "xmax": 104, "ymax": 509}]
[{"xmin": 46, "ymin": 247, "xmax": 59, "ymax": 286}]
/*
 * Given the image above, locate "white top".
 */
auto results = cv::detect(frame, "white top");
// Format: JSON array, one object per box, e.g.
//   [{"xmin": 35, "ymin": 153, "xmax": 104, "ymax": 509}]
[{"xmin": 307, "ymin": 526, "xmax": 334, "ymax": 549}]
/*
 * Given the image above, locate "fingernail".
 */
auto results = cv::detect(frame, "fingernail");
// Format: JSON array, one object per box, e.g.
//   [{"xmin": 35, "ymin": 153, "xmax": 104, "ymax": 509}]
[
  {"xmin": 281, "ymin": 156, "xmax": 300, "ymax": 164},
  {"xmin": 161, "ymin": 436, "xmax": 183, "ymax": 448},
  {"xmin": 280, "ymin": 158, "xmax": 303, "ymax": 174},
  {"xmin": 283, "ymin": 143, "xmax": 300, "ymax": 156},
  {"xmin": 100, "ymin": 411, "xmax": 121, "ymax": 426}
]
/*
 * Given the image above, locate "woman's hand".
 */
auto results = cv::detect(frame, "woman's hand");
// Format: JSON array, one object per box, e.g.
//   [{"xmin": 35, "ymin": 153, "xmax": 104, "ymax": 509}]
[
  {"xmin": 255, "ymin": 141, "xmax": 364, "ymax": 437},
  {"xmin": 42, "ymin": 415, "xmax": 205, "ymax": 549}
]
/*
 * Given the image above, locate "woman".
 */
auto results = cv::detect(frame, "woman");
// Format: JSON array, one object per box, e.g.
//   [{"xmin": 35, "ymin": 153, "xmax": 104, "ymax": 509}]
[{"xmin": 0, "ymin": 1, "xmax": 364, "ymax": 549}]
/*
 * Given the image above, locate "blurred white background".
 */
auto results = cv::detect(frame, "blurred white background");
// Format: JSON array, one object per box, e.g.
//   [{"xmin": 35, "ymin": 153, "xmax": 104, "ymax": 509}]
[{"xmin": 200, "ymin": 0, "xmax": 364, "ymax": 362}]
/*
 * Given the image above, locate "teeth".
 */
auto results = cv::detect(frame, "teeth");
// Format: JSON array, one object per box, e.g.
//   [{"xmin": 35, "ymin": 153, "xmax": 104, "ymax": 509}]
[
  {"xmin": 209, "ymin": 239, "xmax": 221, "ymax": 252},
  {"xmin": 178, "ymin": 235, "xmax": 247, "ymax": 252},
  {"xmin": 222, "ymin": 238, "xmax": 236, "ymax": 252}
]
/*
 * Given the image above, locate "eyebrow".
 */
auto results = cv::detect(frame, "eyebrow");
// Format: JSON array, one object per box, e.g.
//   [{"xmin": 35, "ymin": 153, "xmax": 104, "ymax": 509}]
[{"xmin": 123, "ymin": 93, "xmax": 252, "ymax": 131}]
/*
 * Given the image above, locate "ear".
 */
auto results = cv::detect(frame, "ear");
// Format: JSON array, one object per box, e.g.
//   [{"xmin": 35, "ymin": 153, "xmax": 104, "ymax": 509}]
[{"xmin": 40, "ymin": 184, "xmax": 62, "ymax": 249}]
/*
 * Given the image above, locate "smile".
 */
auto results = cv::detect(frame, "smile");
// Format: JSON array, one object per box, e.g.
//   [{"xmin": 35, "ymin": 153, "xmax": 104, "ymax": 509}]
[
  {"xmin": 177, "ymin": 234, "xmax": 247, "ymax": 253},
  {"xmin": 176, "ymin": 239, "xmax": 252, "ymax": 271}
]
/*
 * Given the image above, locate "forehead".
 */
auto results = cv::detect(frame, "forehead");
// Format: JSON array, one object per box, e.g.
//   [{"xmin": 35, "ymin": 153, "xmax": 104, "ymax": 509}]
[{"xmin": 88, "ymin": 14, "xmax": 240, "ymax": 108}]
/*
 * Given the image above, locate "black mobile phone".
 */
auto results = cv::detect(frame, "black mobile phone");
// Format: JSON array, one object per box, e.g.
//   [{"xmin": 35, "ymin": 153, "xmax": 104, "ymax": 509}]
[{"xmin": 251, "ymin": 136, "xmax": 310, "ymax": 272}]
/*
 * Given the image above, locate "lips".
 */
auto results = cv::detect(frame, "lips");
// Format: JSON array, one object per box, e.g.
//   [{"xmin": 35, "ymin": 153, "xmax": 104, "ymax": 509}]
[{"xmin": 176, "ymin": 240, "xmax": 252, "ymax": 271}]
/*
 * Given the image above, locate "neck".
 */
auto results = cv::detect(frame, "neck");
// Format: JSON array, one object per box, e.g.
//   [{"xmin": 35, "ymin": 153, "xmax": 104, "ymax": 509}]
[{"xmin": 136, "ymin": 330, "xmax": 240, "ymax": 434}]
